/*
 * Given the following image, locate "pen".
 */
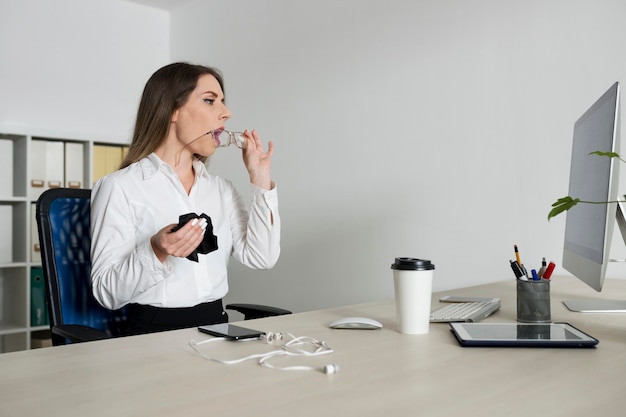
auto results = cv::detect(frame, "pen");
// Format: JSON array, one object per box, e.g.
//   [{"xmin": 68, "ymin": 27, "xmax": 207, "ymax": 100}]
[
  {"xmin": 514, "ymin": 245, "xmax": 529, "ymax": 277},
  {"xmin": 543, "ymin": 261, "xmax": 556, "ymax": 279},
  {"xmin": 531, "ymin": 269, "xmax": 539, "ymax": 281},
  {"xmin": 521, "ymin": 264, "xmax": 529, "ymax": 278},
  {"xmin": 538, "ymin": 257, "xmax": 547, "ymax": 278},
  {"xmin": 510, "ymin": 260, "xmax": 526, "ymax": 280}
]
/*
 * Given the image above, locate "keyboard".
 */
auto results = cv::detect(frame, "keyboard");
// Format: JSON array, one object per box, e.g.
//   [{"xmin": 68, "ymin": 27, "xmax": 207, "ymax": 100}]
[{"xmin": 430, "ymin": 300, "xmax": 501, "ymax": 323}]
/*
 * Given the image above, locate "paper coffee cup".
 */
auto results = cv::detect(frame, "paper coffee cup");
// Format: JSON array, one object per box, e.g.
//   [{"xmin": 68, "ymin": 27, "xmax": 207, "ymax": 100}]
[{"xmin": 391, "ymin": 257, "xmax": 435, "ymax": 334}]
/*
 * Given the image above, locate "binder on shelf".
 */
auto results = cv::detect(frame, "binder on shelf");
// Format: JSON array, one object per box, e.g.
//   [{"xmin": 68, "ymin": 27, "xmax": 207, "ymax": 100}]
[
  {"xmin": 64, "ymin": 142, "xmax": 84, "ymax": 189},
  {"xmin": 31, "ymin": 334, "xmax": 53, "ymax": 349},
  {"xmin": 29, "ymin": 139, "xmax": 47, "ymax": 199},
  {"xmin": 29, "ymin": 140, "xmax": 65, "ymax": 199},
  {"xmin": 31, "ymin": 267, "xmax": 49, "ymax": 327},
  {"xmin": 93, "ymin": 144, "xmax": 123, "ymax": 183},
  {"xmin": 46, "ymin": 141, "xmax": 64, "ymax": 190},
  {"xmin": 0, "ymin": 205, "xmax": 13, "ymax": 264},
  {"xmin": 0, "ymin": 139, "xmax": 13, "ymax": 197},
  {"xmin": 30, "ymin": 203, "xmax": 41, "ymax": 263}
]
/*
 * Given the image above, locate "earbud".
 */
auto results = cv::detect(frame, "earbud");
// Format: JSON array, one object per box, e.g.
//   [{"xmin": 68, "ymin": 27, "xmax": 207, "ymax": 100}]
[
  {"xmin": 264, "ymin": 332, "xmax": 284, "ymax": 343},
  {"xmin": 323, "ymin": 364, "xmax": 339, "ymax": 374}
]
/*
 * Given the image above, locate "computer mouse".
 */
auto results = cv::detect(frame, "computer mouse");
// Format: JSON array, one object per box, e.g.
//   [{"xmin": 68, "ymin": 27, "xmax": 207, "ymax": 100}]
[{"xmin": 328, "ymin": 317, "xmax": 383, "ymax": 330}]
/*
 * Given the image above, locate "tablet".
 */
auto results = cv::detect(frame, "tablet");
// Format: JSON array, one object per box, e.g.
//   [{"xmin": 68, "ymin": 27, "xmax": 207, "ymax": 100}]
[{"xmin": 449, "ymin": 322, "xmax": 599, "ymax": 348}]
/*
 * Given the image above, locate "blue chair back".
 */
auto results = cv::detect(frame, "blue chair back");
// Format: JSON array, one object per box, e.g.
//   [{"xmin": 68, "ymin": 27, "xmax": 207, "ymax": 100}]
[{"xmin": 36, "ymin": 188, "xmax": 127, "ymax": 345}]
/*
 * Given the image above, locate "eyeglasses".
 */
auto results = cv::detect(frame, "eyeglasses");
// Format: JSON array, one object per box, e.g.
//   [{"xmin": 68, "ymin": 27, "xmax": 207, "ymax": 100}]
[{"xmin": 210, "ymin": 129, "xmax": 247, "ymax": 149}]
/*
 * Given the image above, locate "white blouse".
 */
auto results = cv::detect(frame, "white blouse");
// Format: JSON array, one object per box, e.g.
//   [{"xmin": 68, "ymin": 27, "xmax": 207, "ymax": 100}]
[{"xmin": 90, "ymin": 153, "xmax": 280, "ymax": 310}]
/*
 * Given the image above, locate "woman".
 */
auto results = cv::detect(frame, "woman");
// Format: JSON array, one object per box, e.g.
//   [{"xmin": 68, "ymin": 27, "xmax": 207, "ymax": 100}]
[{"xmin": 90, "ymin": 62, "xmax": 280, "ymax": 334}]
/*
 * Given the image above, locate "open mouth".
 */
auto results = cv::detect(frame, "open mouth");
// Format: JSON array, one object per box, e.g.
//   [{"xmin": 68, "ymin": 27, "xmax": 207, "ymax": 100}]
[{"xmin": 212, "ymin": 129, "xmax": 224, "ymax": 146}]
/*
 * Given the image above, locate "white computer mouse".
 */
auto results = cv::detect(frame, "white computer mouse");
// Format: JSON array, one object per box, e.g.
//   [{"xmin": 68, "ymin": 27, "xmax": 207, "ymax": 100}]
[{"xmin": 328, "ymin": 317, "xmax": 383, "ymax": 330}]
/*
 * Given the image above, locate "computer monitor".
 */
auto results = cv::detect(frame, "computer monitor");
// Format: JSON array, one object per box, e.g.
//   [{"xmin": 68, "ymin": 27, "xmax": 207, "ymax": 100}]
[{"xmin": 562, "ymin": 81, "xmax": 626, "ymax": 312}]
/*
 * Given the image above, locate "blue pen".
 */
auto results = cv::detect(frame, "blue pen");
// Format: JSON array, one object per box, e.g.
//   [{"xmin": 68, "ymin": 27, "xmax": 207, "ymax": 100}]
[{"xmin": 531, "ymin": 269, "xmax": 539, "ymax": 281}]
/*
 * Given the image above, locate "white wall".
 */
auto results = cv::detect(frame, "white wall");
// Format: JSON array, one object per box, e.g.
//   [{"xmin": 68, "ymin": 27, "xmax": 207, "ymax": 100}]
[
  {"xmin": 169, "ymin": 0, "xmax": 626, "ymax": 313},
  {"xmin": 3, "ymin": 0, "xmax": 626, "ymax": 315},
  {"xmin": 0, "ymin": 0, "xmax": 170, "ymax": 142}
]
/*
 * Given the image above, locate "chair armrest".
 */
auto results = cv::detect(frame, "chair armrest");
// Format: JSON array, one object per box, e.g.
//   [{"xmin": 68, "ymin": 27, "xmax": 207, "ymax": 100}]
[
  {"xmin": 52, "ymin": 325, "xmax": 111, "ymax": 343},
  {"xmin": 225, "ymin": 303, "xmax": 292, "ymax": 320}
]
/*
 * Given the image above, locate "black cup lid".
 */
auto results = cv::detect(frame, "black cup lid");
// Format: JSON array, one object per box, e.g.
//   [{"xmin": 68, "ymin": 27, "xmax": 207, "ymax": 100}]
[{"xmin": 390, "ymin": 257, "xmax": 435, "ymax": 271}]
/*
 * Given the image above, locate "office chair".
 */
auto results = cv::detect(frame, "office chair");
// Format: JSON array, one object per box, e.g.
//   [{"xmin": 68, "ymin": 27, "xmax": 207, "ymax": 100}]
[{"xmin": 36, "ymin": 187, "xmax": 290, "ymax": 346}]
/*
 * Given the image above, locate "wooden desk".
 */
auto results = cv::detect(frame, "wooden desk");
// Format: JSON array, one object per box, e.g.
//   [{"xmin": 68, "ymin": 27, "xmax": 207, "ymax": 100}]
[{"xmin": 2, "ymin": 276, "xmax": 626, "ymax": 417}]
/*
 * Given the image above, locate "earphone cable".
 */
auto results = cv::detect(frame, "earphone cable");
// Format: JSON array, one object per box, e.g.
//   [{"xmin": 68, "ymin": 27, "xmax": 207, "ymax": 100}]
[{"xmin": 189, "ymin": 332, "xmax": 335, "ymax": 372}]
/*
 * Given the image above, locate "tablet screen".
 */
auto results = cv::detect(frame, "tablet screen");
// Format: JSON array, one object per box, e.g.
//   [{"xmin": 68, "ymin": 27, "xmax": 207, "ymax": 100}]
[{"xmin": 449, "ymin": 322, "xmax": 599, "ymax": 347}]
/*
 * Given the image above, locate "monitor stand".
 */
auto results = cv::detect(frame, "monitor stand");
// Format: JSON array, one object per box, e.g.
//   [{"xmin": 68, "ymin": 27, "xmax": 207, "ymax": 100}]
[
  {"xmin": 564, "ymin": 201, "xmax": 626, "ymax": 313},
  {"xmin": 563, "ymin": 299, "xmax": 626, "ymax": 313}
]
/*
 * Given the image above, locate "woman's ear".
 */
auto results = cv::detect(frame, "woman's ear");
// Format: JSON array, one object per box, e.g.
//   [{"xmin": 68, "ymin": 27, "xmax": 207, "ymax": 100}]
[{"xmin": 171, "ymin": 108, "xmax": 179, "ymax": 123}]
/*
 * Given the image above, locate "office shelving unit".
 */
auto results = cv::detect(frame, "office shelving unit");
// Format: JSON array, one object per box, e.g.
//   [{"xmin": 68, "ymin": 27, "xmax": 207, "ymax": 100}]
[{"xmin": 0, "ymin": 130, "xmax": 127, "ymax": 353}]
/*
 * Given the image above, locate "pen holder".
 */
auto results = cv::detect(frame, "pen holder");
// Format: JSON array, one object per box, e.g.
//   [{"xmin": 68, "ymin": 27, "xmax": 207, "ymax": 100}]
[{"xmin": 516, "ymin": 280, "xmax": 551, "ymax": 323}]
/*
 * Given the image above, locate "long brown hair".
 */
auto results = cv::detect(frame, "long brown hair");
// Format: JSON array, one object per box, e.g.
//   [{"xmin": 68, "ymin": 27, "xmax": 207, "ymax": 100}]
[{"xmin": 120, "ymin": 62, "xmax": 225, "ymax": 169}]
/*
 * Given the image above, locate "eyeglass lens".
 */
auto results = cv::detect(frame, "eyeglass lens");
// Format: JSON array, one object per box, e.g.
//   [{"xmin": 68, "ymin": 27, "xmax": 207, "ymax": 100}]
[{"xmin": 213, "ymin": 130, "xmax": 247, "ymax": 149}]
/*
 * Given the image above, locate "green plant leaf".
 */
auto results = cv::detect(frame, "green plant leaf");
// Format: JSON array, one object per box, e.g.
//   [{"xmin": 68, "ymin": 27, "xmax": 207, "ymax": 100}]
[
  {"xmin": 548, "ymin": 196, "xmax": 580, "ymax": 220},
  {"xmin": 589, "ymin": 150, "xmax": 626, "ymax": 163},
  {"xmin": 589, "ymin": 150, "xmax": 620, "ymax": 158}
]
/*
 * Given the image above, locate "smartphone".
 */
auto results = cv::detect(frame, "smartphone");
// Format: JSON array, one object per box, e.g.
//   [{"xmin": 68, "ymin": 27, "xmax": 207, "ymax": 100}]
[{"xmin": 198, "ymin": 323, "xmax": 264, "ymax": 340}]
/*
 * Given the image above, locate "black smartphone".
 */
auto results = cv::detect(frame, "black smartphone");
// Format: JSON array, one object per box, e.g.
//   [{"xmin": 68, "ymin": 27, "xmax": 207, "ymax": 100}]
[{"xmin": 198, "ymin": 323, "xmax": 264, "ymax": 340}]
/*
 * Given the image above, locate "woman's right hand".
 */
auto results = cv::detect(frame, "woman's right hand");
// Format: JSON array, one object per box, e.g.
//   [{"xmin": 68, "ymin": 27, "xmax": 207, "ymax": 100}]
[{"xmin": 150, "ymin": 218, "xmax": 207, "ymax": 263}]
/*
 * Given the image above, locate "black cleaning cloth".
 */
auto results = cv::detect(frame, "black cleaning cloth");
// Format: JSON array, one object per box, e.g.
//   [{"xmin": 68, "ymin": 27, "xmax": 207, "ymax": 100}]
[{"xmin": 170, "ymin": 213, "xmax": 218, "ymax": 262}]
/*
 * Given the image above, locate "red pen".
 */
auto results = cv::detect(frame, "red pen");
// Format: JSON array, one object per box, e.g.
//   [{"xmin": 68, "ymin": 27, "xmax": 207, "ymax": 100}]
[{"xmin": 543, "ymin": 261, "xmax": 556, "ymax": 279}]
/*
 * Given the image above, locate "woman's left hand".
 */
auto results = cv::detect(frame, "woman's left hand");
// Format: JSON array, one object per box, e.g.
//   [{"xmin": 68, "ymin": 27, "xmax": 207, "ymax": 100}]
[{"xmin": 241, "ymin": 129, "xmax": 274, "ymax": 190}]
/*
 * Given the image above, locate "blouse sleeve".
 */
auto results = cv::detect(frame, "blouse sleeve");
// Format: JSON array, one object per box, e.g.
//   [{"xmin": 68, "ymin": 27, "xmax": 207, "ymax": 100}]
[
  {"xmin": 90, "ymin": 176, "xmax": 172, "ymax": 310},
  {"xmin": 228, "ymin": 181, "xmax": 281, "ymax": 269}
]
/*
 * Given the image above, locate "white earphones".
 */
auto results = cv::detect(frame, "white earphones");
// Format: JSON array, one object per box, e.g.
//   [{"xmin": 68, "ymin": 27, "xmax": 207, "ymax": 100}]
[
  {"xmin": 263, "ymin": 331, "xmax": 284, "ymax": 343},
  {"xmin": 190, "ymin": 332, "xmax": 339, "ymax": 375},
  {"xmin": 323, "ymin": 364, "xmax": 340, "ymax": 374}
]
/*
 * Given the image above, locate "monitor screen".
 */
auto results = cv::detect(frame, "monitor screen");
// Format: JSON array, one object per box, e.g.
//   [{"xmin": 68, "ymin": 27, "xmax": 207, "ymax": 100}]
[{"xmin": 563, "ymin": 82, "xmax": 621, "ymax": 295}]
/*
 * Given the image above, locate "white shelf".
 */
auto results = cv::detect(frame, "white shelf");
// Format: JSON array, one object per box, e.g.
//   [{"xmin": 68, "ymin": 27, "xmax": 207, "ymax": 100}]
[{"xmin": 0, "ymin": 131, "xmax": 128, "ymax": 352}]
